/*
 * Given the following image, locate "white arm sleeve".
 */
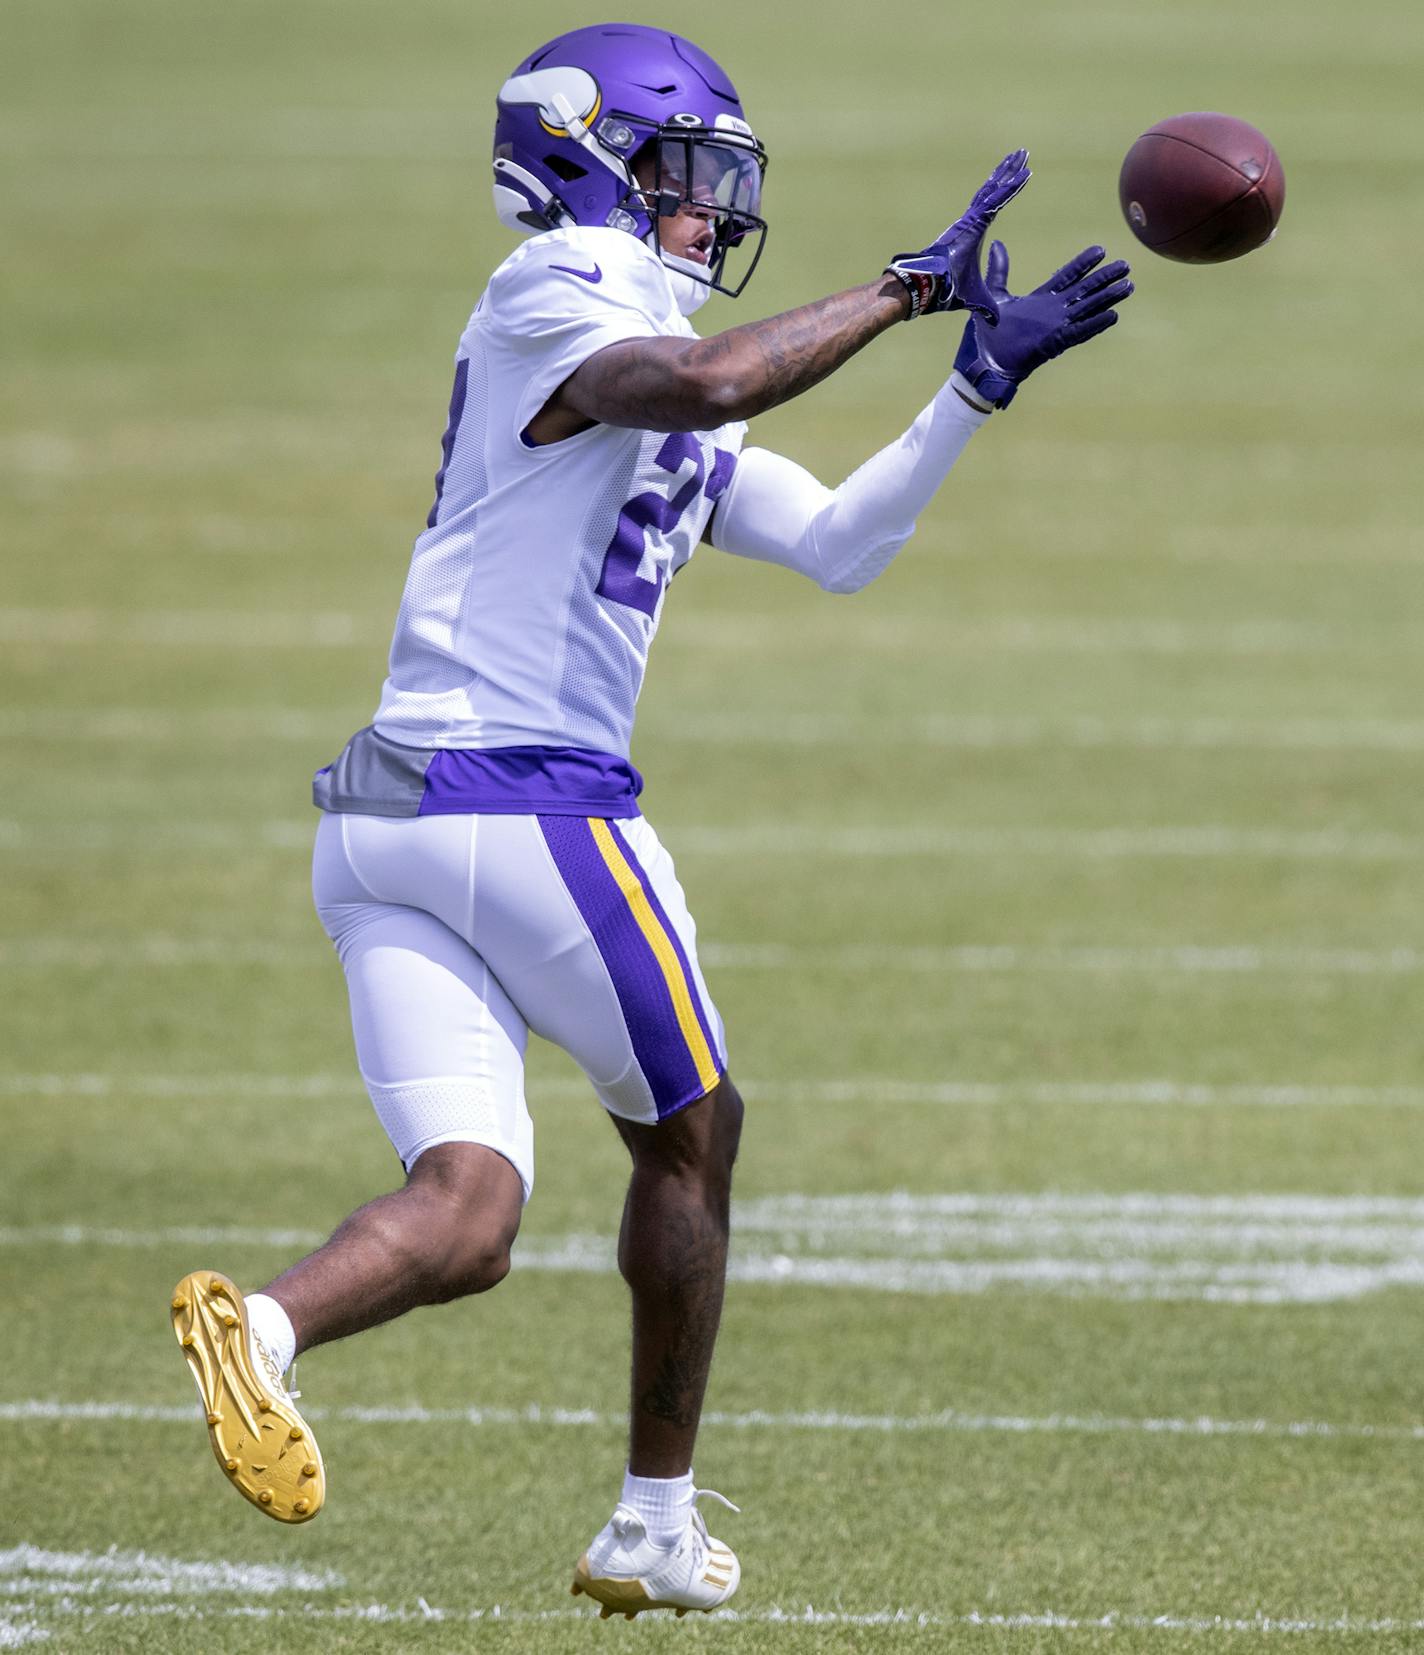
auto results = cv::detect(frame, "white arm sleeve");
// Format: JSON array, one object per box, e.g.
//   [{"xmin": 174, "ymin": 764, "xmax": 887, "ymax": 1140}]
[{"xmin": 708, "ymin": 372, "xmax": 991, "ymax": 594}]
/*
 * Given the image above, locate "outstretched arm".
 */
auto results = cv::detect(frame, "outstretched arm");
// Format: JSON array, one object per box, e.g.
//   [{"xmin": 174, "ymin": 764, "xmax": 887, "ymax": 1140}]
[
  {"xmin": 535, "ymin": 277, "xmax": 911, "ymax": 438},
  {"xmin": 528, "ymin": 150, "xmax": 1031, "ymax": 441},
  {"xmin": 705, "ymin": 243, "xmax": 1134, "ymax": 592}
]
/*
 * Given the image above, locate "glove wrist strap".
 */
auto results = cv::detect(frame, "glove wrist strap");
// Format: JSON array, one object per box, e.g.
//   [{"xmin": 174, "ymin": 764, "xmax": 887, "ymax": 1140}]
[
  {"xmin": 948, "ymin": 370, "xmax": 995, "ymax": 414},
  {"xmin": 884, "ymin": 266, "xmax": 938, "ymax": 320}
]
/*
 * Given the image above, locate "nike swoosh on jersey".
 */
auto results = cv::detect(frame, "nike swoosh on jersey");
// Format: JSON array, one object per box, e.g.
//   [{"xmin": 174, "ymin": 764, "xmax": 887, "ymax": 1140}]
[{"xmin": 549, "ymin": 262, "xmax": 603, "ymax": 284}]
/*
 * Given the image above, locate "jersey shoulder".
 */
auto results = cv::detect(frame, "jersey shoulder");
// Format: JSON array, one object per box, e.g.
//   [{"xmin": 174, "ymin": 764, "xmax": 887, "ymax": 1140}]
[{"xmin": 485, "ymin": 228, "xmax": 682, "ymax": 338}]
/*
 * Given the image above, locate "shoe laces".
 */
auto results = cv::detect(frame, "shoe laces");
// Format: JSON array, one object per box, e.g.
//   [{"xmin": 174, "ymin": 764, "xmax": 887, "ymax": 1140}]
[
  {"xmin": 693, "ymin": 1486, "xmax": 740, "ymax": 1519},
  {"xmin": 684, "ymin": 1488, "xmax": 739, "ymax": 1566}
]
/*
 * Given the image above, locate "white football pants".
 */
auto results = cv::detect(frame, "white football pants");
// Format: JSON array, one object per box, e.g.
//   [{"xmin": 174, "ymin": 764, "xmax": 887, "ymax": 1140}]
[{"xmin": 311, "ymin": 811, "xmax": 727, "ymax": 1201}]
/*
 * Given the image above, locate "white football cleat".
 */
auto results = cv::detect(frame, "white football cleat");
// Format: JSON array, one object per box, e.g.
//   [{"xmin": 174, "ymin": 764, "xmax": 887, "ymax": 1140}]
[
  {"xmin": 571, "ymin": 1489, "xmax": 740, "ymax": 1619},
  {"xmin": 169, "ymin": 1270, "xmax": 325, "ymax": 1523}
]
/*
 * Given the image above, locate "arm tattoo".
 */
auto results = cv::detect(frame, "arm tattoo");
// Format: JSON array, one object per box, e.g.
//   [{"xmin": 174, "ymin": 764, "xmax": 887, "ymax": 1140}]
[{"xmin": 563, "ymin": 277, "xmax": 911, "ymax": 433}]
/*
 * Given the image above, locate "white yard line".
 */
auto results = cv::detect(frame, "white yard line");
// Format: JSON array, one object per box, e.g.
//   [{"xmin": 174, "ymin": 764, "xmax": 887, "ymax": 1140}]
[
  {"xmin": 10, "ymin": 1532, "xmax": 1424, "ymax": 1634},
  {"xmin": 5, "ymin": 1072, "xmax": 1423, "ymax": 1110},
  {"xmin": 3, "ymin": 936, "xmax": 1420, "ymax": 976},
  {"xmin": 0, "ymin": 1619, "xmax": 46, "ymax": 1650},
  {"xmin": 10, "ymin": 1193, "xmax": 1424, "ymax": 1304},
  {"xmin": 4, "ymin": 1593, "xmax": 1424, "ymax": 1638},
  {"xmin": 0, "ymin": 1545, "xmax": 339, "ymax": 1597},
  {"xmin": 4, "ymin": 1397, "xmax": 1423, "ymax": 1445}
]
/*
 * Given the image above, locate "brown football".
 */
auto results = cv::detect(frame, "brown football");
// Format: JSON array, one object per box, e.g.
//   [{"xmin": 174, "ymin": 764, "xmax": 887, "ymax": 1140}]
[{"xmin": 1119, "ymin": 113, "xmax": 1285, "ymax": 263}]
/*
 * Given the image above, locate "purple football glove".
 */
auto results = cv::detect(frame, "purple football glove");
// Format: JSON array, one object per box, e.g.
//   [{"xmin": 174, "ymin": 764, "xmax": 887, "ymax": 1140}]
[
  {"xmin": 885, "ymin": 149, "xmax": 1031, "ymax": 322},
  {"xmin": 953, "ymin": 240, "xmax": 1133, "ymax": 407}
]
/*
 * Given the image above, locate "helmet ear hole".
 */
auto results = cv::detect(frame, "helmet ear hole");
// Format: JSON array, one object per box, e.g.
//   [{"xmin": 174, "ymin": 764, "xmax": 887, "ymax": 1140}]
[{"xmin": 544, "ymin": 153, "xmax": 587, "ymax": 183}]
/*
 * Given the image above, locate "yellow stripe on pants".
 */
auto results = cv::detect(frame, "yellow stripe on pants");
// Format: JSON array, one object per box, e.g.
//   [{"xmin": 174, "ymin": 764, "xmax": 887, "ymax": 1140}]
[{"xmin": 588, "ymin": 818, "xmax": 721, "ymax": 1098}]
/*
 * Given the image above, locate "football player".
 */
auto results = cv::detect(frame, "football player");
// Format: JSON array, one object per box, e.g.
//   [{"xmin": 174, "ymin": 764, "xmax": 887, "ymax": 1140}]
[{"xmin": 169, "ymin": 22, "xmax": 1132, "ymax": 1619}]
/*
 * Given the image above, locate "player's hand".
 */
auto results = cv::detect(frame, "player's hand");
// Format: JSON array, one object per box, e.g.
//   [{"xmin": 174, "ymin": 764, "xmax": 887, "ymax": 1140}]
[
  {"xmin": 952, "ymin": 240, "xmax": 1133, "ymax": 408},
  {"xmin": 885, "ymin": 149, "xmax": 1031, "ymax": 322}
]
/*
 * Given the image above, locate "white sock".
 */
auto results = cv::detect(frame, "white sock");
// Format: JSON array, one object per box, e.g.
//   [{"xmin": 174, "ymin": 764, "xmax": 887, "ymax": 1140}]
[
  {"xmin": 245, "ymin": 1293, "xmax": 297, "ymax": 1379},
  {"xmin": 621, "ymin": 1468, "xmax": 694, "ymax": 1550}
]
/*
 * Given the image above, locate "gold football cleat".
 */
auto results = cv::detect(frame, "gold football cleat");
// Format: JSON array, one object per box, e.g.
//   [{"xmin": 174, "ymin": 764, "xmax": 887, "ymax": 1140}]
[{"xmin": 169, "ymin": 1270, "xmax": 324, "ymax": 1523}]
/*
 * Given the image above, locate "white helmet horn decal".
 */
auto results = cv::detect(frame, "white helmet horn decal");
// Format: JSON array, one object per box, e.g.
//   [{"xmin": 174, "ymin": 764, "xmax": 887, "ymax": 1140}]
[{"xmin": 498, "ymin": 67, "xmax": 602, "ymax": 139}]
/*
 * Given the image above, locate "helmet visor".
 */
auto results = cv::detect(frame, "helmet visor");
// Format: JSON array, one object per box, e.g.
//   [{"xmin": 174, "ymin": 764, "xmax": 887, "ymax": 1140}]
[
  {"xmin": 651, "ymin": 130, "xmax": 767, "ymax": 295},
  {"xmin": 657, "ymin": 135, "xmax": 764, "ymax": 224}
]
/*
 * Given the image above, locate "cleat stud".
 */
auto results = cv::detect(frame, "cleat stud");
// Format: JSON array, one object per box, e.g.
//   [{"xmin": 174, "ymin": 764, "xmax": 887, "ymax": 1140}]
[
  {"xmin": 171, "ymin": 1294, "xmax": 188, "ymax": 1311},
  {"xmin": 676, "ymin": 1608, "xmax": 687, "ymax": 1618},
  {"xmin": 224, "ymin": 1458, "xmax": 239, "ymax": 1473},
  {"xmin": 257, "ymin": 1489, "xmax": 274, "ymax": 1505},
  {"xmin": 257, "ymin": 1399, "xmax": 271, "ymax": 1413},
  {"xmin": 208, "ymin": 1278, "xmax": 226, "ymax": 1294},
  {"xmin": 302, "ymin": 1462, "xmax": 318, "ymax": 1478},
  {"xmin": 223, "ymin": 1314, "xmax": 238, "ymax": 1328},
  {"xmin": 288, "ymin": 1427, "xmax": 303, "ymax": 1441},
  {"xmin": 570, "ymin": 1583, "xmax": 582, "ymax": 1597},
  {"xmin": 625, "ymin": 1610, "xmax": 636, "ymax": 1621},
  {"xmin": 294, "ymin": 1498, "xmax": 310, "ymax": 1515},
  {"xmin": 180, "ymin": 1334, "xmax": 195, "ymax": 1347},
  {"xmin": 600, "ymin": 1606, "xmax": 613, "ymax": 1620},
  {"xmin": 206, "ymin": 1412, "xmax": 221, "ymax": 1425}
]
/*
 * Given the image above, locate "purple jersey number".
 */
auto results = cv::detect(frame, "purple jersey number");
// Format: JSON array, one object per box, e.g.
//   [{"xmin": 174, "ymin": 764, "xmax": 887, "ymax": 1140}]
[{"xmin": 596, "ymin": 435, "xmax": 735, "ymax": 618}]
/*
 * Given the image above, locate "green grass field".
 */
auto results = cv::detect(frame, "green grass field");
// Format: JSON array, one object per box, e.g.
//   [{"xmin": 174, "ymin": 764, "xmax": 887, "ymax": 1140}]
[{"xmin": 4, "ymin": 0, "xmax": 1424, "ymax": 1648}]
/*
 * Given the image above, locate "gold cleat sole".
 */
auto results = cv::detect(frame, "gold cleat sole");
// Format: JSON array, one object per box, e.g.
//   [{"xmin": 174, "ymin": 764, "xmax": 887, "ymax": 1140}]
[
  {"xmin": 169, "ymin": 1270, "xmax": 324, "ymax": 1524},
  {"xmin": 571, "ymin": 1556, "xmax": 711, "ymax": 1620}
]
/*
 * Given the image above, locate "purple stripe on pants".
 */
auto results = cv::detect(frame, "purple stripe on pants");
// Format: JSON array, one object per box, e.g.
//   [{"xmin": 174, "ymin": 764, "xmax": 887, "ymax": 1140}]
[
  {"xmin": 538, "ymin": 816, "xmax": 720, "ymax": 1119},
  {"xmin": 608, "ymin": 820, "xmax": 720, "ymax": 1069}
]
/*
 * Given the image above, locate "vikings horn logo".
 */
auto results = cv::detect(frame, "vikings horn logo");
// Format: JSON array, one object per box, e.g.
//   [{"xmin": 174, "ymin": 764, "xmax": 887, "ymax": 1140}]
[{"xmin": 498, "ymin": 66, "xmax": 602, "ymax": 140}]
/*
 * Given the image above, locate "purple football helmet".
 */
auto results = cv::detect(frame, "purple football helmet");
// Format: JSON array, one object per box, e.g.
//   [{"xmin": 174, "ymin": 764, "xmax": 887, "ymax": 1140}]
[{"xmin": 492, "ymin": 23, "xmax": 768, "ymax": 298}]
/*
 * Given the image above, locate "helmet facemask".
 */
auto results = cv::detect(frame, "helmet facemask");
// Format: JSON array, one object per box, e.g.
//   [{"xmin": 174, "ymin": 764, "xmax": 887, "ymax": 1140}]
[{"xmin": 625, "ymin": 125, "xmax": 767, "ymax": 299}]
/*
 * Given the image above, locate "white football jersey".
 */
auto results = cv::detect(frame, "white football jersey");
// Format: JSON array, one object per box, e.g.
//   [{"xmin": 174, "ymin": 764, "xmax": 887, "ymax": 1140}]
[{"xmin": 371, "ymin": 225, "xmax": 746, "ymax": 759}]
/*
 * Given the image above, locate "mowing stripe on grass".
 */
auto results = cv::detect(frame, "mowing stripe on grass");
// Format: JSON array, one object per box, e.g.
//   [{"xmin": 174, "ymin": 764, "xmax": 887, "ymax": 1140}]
[
  {"xmin": 5, "ymin": 1398, "xmax": 1424, "ymax": 1444},
  {"xmin": 10, "ymin": 1193, "xmax": 1424, "ymax": 1303},
  {"xmin": 4, "ymin": 818, "xmax": 1419, "ymax": 862},
  {"xmin": 5, "ymin": 1072, "xmax": 1422, "ymax": 1109},
  {"xmin": 4, "ymin": 936, "xmax": 1420, "ymax": 976}
]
